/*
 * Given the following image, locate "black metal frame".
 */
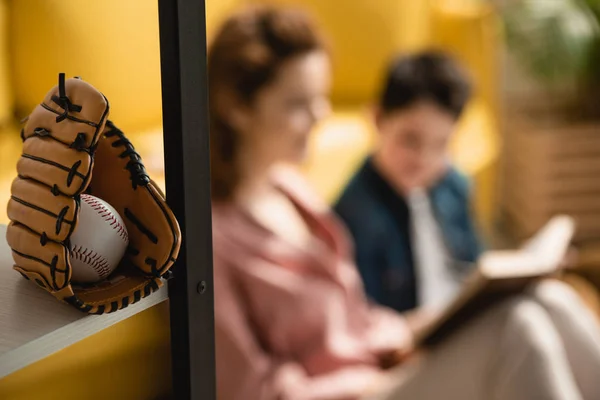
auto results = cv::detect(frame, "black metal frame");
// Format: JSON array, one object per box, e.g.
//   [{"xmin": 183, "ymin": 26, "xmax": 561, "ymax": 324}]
[{"xmin": 158, "ymin": 0, "xmax": 216, "ymax": 399}]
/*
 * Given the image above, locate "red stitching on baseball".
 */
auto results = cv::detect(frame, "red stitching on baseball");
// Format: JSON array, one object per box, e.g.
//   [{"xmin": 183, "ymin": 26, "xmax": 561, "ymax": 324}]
[
  {"xmin": 81, "ymin": 195, "xmax": 129, "ymax": 243},
  {"xmin": 71, "ymin": 245, "xmax": 112, "ymax": 278}
]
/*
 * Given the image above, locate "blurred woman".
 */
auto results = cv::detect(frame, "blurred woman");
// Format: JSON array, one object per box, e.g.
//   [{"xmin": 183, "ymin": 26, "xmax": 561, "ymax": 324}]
[{"xmin": 208, "ymin": 6, "xmax": 600, "ymax": 400}]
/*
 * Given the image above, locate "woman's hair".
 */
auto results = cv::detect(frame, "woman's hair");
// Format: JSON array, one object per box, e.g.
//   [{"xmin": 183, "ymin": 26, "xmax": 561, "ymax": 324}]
[
  {"xmin": 378, "ymin": 51, "xmax": 472, "ymax": 119},
  {"xmin": 208, "ymin": 6, "xmax": 325, "ymax": 200}
]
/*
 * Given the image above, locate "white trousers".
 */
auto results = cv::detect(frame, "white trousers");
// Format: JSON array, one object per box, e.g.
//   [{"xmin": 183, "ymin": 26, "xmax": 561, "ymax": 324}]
[{"xmin": 370, "ymin": 279, "xmax": 600, "ymax": 400}]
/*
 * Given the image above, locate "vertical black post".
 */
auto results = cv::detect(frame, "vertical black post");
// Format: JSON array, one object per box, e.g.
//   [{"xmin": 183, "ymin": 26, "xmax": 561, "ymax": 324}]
[{"xmin": 157, "ymin": 0, "xmax": 215, "ymax": 399}]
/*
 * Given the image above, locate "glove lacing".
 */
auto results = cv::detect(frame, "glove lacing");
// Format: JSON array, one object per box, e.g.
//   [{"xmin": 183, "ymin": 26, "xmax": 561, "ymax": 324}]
[
  {"xmin": 51, "ymin": 73, "xmax": 83, "ymax": 123},
  {"xmin": 104, "ymin": 121, "xmax": 151, "ymax": 190}
]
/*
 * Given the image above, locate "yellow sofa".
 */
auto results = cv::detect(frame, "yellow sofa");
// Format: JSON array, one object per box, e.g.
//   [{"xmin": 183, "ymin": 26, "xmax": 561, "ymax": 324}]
[{"xmin": 0, "ymin": 0, "xmax": 501, "ymax": 398}]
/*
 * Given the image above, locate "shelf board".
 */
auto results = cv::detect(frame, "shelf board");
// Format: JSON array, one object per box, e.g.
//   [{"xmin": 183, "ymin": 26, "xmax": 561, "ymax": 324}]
[{"xmin": 0, "ymin": 224, "xmax": 167, "ymax": 379}]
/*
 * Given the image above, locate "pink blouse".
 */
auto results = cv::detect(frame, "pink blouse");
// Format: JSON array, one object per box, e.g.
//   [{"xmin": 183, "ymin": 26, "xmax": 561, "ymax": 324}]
[{"xmin": 212, "ymin": 166, "xmax": 411, "ymax": 400}]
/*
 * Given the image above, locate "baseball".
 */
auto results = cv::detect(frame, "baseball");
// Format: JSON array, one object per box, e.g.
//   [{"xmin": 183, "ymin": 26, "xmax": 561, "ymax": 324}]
[{"xmin": 69, "ymin": 194, "xmax": 129, "ymax": 283}]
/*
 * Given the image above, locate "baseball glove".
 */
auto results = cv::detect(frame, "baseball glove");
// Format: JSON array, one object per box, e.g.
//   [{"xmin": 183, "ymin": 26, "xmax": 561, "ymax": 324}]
[{"xmin": 5, "ymin": 73, "xmax": 181, "ymax": 314}]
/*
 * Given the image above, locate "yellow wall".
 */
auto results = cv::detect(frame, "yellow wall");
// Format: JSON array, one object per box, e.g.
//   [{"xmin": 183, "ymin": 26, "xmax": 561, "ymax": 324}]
[
  {"xmin": 7, "ymin": 0, "xmax": 246, "ymax": 133},
  {"xmin": 1, "ymin": 0, "xmax": 501, "ymax": 127},
  {"xmin": 431, "ymin": 0, "xmax": 501, "ymax": 118},
  {"xmin": 9, "ymin": 0, "xmax": 163, "ymax": 134},
  {"xmin": 207, "ymin": 0, "xmax": 245, "ymax": 39},
  {"xmin": 256, "ymin": 0, "xmax": 434, "ymax": 104},
  {"xmin": 0, "ymin": 0, "xmax": 11, "ymax": 125}
]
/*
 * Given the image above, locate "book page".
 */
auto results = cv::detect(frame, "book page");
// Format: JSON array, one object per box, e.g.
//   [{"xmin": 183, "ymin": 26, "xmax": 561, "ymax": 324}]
[
  {"xmin": 480, "ymin": 215, "xmax": 575, "ymax": 278},
  {"xmin": 414, "ymin": 215, "xmax": 575, "ymax": 347}
]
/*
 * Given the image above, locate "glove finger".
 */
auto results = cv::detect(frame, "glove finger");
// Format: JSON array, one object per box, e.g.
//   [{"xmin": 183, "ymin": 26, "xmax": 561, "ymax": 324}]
[
  {"xmin": 23, "ymin": 77, "xmax": 109, "ymax": 149},
  {"xmin": 7, "ymin": 177, "xmax": 78, "ymax": 242},
  {"xmin": 17, "ymin": 136, "xmax": 93, "ymax": 196},
  {"xmin": 90, "ymin": 125, "xmax": 181, "ymax": 278},
  {"xmin": 6, "ymin": 222, "xmax": 70, "ymax": 291},
  {"xmin": 132, "ymin": 181, "xmax": 181, "ymax": 276},
  {"xmin": 13, "ymin": 265, "xmax": 55, "ymax": 291}
]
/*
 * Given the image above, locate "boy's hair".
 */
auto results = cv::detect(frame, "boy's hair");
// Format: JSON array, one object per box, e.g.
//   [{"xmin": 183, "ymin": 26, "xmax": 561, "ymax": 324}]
[{"xmin": 378, "ymin": 51, "xmax": 472, "ymax": 119}]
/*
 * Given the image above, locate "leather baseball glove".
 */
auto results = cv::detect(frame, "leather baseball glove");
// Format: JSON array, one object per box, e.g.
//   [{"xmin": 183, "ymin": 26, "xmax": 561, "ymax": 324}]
[{"xmin": 5, "ymin": 73, "xmax": 181, "ymax": 314}]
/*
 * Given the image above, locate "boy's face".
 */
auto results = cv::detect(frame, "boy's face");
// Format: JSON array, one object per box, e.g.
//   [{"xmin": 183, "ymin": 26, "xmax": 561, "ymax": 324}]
[{"xmin": 375, "ymin": 101, "xmax": 457, "ymax": 193}]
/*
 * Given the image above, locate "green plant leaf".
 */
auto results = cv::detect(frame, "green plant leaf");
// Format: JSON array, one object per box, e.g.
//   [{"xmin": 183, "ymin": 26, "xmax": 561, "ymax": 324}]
[{"xmin": 503, "ymin": 0, "xmax": 599, "ymax": 87}]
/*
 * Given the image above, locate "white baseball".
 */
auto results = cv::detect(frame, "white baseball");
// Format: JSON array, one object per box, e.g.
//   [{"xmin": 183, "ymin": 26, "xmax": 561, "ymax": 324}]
[{"xmin": 69, "ymin": 194, "xmax": 129, "ymax": 283}]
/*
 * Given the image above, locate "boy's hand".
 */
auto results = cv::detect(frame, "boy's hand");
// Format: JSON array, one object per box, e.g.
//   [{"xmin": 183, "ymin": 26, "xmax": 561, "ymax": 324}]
[
  {"xmin": 559, "ymin": 246, "xmax": 579, "ymax": 270},
  {"xmin": 403, "ymin": 307, "xmax": 440, "ymax": 337},
  {"xmin": 378, "ymin": 307, "xmax": 439, "ymax": 369}
]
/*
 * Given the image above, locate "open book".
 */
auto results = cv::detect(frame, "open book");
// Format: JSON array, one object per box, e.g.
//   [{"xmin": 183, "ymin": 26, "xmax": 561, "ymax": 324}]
[{"xmin": 414, "ymin": 215, "xmax": 576, "ymax": 348}]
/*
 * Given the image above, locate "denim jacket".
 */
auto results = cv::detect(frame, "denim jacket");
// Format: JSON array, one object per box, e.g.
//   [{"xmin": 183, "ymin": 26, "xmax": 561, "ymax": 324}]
[{"xmin": 334, "ymin": 157, "xmax": 483, "ymax": 312}]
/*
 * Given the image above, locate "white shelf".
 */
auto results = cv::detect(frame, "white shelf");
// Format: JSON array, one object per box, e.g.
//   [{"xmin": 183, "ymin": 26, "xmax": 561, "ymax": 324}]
[{"xmin": 0, "ymin": 224, "xmax": 167, "ymax": 379}]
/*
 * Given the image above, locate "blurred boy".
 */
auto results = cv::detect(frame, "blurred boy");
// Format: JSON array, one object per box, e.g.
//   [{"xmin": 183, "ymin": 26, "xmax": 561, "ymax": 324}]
[{"xmin": 334, "ymin": 51, "xmax": 483, "ymax": 314}]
